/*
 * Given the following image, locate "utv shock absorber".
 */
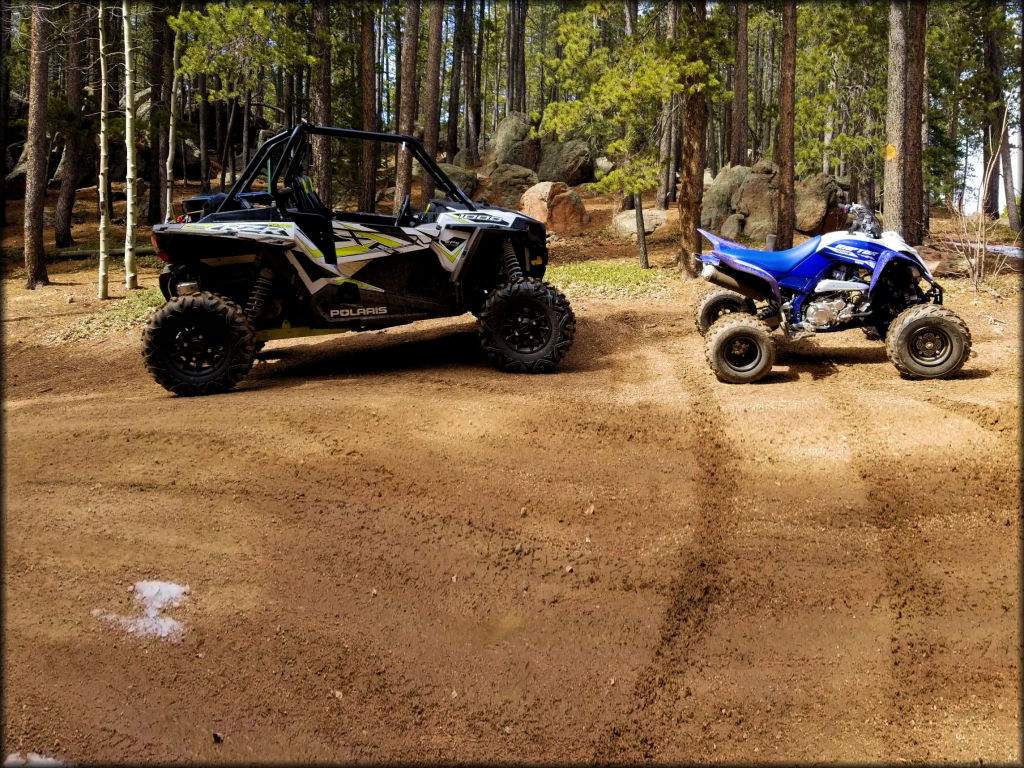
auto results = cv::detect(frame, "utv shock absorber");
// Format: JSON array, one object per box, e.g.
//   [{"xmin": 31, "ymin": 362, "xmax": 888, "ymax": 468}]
[
  {"xmin": 501, "ymin": 241, "xmax": 524, "ymax": 284},
  {"xmin": 245, "ymin": 268, "xmax": 274, "ymax": 320}
]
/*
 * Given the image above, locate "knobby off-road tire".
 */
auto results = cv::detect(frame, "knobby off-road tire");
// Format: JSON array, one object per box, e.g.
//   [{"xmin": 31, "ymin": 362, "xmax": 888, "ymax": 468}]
[
  {"xmin": 885, "ymin": 303, "xmax": 971, "ymax": 379},
  {"xmin": 704, "ymin": 314, "xmax": 776, "ymax": 384},
  {"xmin": 478, "ymin": 278, "xmax": 576, "ymax": 373},
  {"xmin": 142, "ymin": 292, "xmax": 256, "ymax": 396},
  {"xmin": 694, "ymin": 288, "xmax": 757, "ymax": 336}
]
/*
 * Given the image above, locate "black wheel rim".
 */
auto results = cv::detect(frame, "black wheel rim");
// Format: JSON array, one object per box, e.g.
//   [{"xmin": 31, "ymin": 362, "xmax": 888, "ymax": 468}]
[
  {"xmin": 498, "ymin": 300, "xmax": 552, "ymax": 354},
  {"xmin": 907, "ymin": 325, "xmax": 953, "ymax": 367},
  {"xmin": 723, "ymin": 333, "xmax": 762, "ymax": 372},
  {"xmin": 169, "ymin": 318, "xmax": 228, "ymax": 375}
]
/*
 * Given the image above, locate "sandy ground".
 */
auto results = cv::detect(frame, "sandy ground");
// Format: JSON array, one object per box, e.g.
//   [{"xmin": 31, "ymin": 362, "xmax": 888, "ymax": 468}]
[{"xmin": 2, "ymin": 181, "xmax": 1021, "ymax": 762}]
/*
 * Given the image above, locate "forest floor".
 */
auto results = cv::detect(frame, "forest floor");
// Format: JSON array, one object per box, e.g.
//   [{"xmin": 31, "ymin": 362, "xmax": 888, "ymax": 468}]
[{"xmin": 2, "ymin": 187, "xmax": 1021, "ymax": 763}]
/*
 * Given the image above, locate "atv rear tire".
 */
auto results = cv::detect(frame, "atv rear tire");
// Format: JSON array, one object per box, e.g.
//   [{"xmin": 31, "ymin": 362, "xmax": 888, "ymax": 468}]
[
  {"xmin": 694, "ymin": 288, "xmax": 756, "ymax": 336},
  {"xmin": 478, "ymin": 278, "xmax": 575, "ymax": 372},
  {"xmin": 142, "ymin": 291, "xmax": 256, "ymax": 396},
  {"xmin": 705, "ymin": 314, "xmax": 776, "ymax": 383},
  {"xmin": 885, "ymin": 304, "xmax": 971, "ymax": 379}
]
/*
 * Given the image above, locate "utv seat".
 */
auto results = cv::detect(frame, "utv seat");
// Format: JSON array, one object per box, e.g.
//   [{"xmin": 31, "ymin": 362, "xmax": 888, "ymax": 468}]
[{"xmin": 287, "ymin": 175, "xmax": 337, "ymax": 264}]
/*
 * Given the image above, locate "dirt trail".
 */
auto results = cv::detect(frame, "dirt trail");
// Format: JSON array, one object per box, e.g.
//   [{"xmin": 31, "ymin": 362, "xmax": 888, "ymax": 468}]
[{"xmin": 2, "ymin": 259, "xmax": 1019, "ymax": 763}]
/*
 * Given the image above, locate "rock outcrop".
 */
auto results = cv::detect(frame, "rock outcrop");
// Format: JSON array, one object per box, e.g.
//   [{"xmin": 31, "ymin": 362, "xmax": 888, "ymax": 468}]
[
  {"xmin": 520, "ymin": 181, "xmax": 589, "ymax": 236},
  {"xmin": 486, "ymin": 163, "xmax": 538, "ymax": 208},
  {"xmin": 536, "ymin": 139, "xmax": 593, "ymax": 186},
  {"xmin": 612, "ymin": 208, "xmax": 667, "ymax": 238},
  {"xmin": 437, "ymin": 162, "xmax": 478, "ymax": 197}
]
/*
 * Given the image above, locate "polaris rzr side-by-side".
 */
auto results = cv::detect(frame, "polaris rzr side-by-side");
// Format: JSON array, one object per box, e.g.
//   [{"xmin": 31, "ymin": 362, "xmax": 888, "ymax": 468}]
[
  {"xmin": 695, "ymin": 203, "xmax": 972, "ymax": 383},
  {"xmin": 144, "ymin": 125, "xmax": 575, "ymax": 395}
]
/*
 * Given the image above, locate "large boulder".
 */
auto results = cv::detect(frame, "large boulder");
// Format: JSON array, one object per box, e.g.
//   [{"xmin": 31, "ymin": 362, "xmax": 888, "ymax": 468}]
[
  {"xmin": 486, "ymin": 163, "xmax": 538, "ymax": 208},
  {"xmin": 437, "ymin": 162, "xmax": 478, "ymax": 197},
  {"xmin": 721, "ymin": 213, "xmax": 745, "ymax": 240},
  {"xmin": 594, "ymin": 156, "xmax": 614, "ymax": 179},
  {"xmin": 492, "ymin": 112, "xmax": 539, "ymax": 169},
  {"xmin": 795, "ymin": 173, "xmax": 841, "ymax": 234},
  {"xmin": 701, "ymin": 165, "xmax": 750, "ymax": 230},
  {"xmin": 520, "ymin": 181, "xmax": 589, "ymax": 236},
  {"xmin": 612, "ymin": 208, "xmax": 667, "ymax": 238},
  {"xmin": 537, "ymin": 139, "xmax": 593, "ymax": 186},
  {"xmin": 733, "ymin": 162, "xmax": 780, "ymax": 240}
]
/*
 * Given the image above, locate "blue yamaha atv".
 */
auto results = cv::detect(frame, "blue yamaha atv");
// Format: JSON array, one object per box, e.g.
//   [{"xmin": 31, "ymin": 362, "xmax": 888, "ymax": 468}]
[{"xmin": 695, "ymin": 204, "xmax": 971, "ymax": 383}]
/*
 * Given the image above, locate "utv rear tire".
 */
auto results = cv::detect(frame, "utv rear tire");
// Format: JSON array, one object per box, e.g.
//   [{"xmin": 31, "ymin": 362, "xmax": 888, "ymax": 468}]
[
  {"xmin": 694, "ymin": 288, "xmax": 756, "ymax": 336},
  {"xmin": 705, "ymin": 314, "xmax": 776, "ymax": 384},
  {"xmin": 885, "ymin": 304, "xmax": 971, "ymax": 379},
  {"xmin": 478, "ymin": 278, "xmax": 576, "ymax": 372},
  {"xmin": 142, "ymin": 292, "xmax": 256, "ymax": 396}
]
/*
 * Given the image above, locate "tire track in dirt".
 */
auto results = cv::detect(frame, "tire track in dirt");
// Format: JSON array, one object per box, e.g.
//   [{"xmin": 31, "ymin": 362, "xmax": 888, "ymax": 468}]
[
  {"xmin": 822, "ymin": 387, "xmax": 1018, "ymax": 761},
  {"xmin": 594, "ymin": 351, "xmax": 742, "ymax": 760}
]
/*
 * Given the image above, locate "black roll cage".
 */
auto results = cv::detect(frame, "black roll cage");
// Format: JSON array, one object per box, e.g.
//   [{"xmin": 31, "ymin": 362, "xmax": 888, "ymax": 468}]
[{"xmin": 214, "ymin": 124, "xmax": 477, "ymax": 216}]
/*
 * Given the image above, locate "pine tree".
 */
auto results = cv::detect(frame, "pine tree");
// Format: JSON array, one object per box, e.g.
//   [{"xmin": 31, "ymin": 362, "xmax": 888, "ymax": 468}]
[
  {"xmin": 775, "ymin": 0, "xmax": 795, "ymax": 250},
  {"xmin": 394, "ymin": 0, "xmax": 421, "ymax": 214},
  {"xmin": 23, "ymin": 2, "xmax": 51, "ymax": 289},
  {"xmin": 55, "ymin": 3, "xmax": 85, "ymax": 248}
]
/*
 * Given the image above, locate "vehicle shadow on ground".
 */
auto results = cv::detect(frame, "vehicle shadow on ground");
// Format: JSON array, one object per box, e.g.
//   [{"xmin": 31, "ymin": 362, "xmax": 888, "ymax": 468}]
[{"xmin": 765, "ymin": 343, "xmax": 889, "ymax": 382}]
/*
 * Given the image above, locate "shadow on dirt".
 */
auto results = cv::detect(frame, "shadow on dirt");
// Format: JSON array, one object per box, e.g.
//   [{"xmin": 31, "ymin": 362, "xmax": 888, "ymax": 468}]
[{"xmin": 765, "ymin": 343, "xmax": 889, "ymax": 382}]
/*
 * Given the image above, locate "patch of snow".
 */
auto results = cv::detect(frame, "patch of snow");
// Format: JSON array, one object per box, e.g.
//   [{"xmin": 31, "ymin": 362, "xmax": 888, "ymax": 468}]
[
  {"xmin": 4, "ymin": 753, "xmax": 66, "ymax": 766},
  {"xmin": 92, "ymin": 580, "xmax": 190, "ymax": 641}
]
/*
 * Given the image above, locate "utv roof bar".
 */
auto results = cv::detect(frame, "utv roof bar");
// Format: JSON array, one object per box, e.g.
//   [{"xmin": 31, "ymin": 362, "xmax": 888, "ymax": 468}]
[{"xmin": 217, "ymin": 124, "xmax": 476, "ymax": 215}]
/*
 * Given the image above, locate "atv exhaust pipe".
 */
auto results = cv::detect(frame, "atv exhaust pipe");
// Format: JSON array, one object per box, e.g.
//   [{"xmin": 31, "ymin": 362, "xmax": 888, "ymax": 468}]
[{"xmin": 701, "ymin": 263, "xmax": 771, "ymax": 302}]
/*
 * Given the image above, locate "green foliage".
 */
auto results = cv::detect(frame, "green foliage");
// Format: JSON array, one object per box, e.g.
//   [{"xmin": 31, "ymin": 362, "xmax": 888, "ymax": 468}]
[
  {"xmin": 171, "ymin": 3, "xmax": 313, "ymax": 101},
  {"xmin": 545, "ymin": 259, "xmax": 676, "ymax": 298}
]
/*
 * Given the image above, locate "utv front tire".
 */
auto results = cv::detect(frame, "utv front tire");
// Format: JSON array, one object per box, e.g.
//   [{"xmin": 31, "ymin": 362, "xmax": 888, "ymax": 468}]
[
  {"xmin": 705, "ymin": 314, "xmax": 776, "ymax": 383},
  {"xmin": 694, "ymin": 288, "xmax": 756, "ymax": 336},
  {"xmin": 142, "ymin": 292, "xmax": 256, "ymax": 396},
  {"xmin": 885, "ymin": 304, "xmax": 971, "ymax": 379},
  {"xmin": 478, "ymin": 278, "xmax": 576, "ymax": 372}
]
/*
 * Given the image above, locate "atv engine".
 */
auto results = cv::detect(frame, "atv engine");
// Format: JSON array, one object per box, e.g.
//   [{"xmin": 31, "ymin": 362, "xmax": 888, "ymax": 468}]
[{"xmin": 802, "ymin": 265, "xmax": 871, "ymax": 329}]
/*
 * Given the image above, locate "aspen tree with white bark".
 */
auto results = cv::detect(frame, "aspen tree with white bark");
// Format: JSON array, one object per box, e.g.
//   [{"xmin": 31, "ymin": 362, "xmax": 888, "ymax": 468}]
[
  {"xmin": 123, "ymin": 0, "xmax": 138, "ymax": 290},
  {"xmin": 98, "ymin": 0, "xmax": 112, "ymax": 299}
]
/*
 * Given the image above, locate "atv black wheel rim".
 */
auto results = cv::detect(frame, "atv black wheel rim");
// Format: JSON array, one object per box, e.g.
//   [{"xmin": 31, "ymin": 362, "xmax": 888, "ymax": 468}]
[
  {"xmin": 170, "ymin": 321, "xmax": 227, "ymax": 375},
  {"xmin": 724, "ymin": 333, "xmax": 762, "ymax": 372},
  {"xmin": 499, "ymin": 301, "xmax": 552, "ymax": 354},
  {"xmin": 908, "ymin": 326, "xmax": 952, "ymax": 368}
]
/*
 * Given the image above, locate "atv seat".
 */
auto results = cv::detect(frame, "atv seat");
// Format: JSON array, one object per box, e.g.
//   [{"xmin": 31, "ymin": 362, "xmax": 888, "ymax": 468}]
[
  {"xmin": 718, "ymin": 236, "xmax": 822, "ymax": 274},
  {"xmin": 286, "ymin": 176, "xmax": 337, "ymax": 264}
]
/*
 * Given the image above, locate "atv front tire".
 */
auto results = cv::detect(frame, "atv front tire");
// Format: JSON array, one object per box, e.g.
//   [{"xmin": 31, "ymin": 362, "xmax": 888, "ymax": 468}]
[
  {"xmin": 478, "ymin": 278, "xmax": 576, "ymax": 372},
  {"xmin": 694, "ymin": 288, "xmax": 756, "ymax": 336},
  {"xmin": 705, "ymin": 314, "xmax": 776, "ymax": 383},
  {"xmin": 142, "ymin": 292, "xmax": 256, "ymax": 396},
  {"xmin": 885, "ymin": 304, "xmax": 971, "ymax": 379}
]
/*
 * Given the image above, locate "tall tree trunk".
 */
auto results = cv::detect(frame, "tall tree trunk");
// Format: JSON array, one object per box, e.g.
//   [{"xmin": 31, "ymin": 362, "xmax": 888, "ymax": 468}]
[
  {"xmin": 981, "ymin": 10, "xmax": 1001, "ymax": 219},
  {"xmin": 463, "ymin": 6, "xmax": 479, "ymax": 164},
  {"xmin": 123, "ymin": 0, "xmax": 138, "ymax": 290},
  {"xmin": 883, "ymin": 0, "xmax": 908, "ymax": 236},
  {"xmin": 729, "ymin": 0, "xmax": 753, "ymax": 166},
  {"xmin": 656, "ymin": 0, "xmax": 680, "ymax": 209},
  {"xmin": 98, "ymin": 0, "xmax": 111, "ymax": 299},
  {"xmin": 198, "ymin": 73, "xmax": 209, "ymax": 191},
  {"xmin": 147, "ymin": 1, "xmax": 168, "ymax": 225},
  {"xmin": 921, "ymin": 57, "xmax": 930, "ymax": 231},
  {"xmin": 634, "ymin": 192, "xmax": 649, "ymax": 268},
  {"xmin": 677, "ymin": 0, "xmax": 708, "ymax": 276},
  {"xmin": 23, "ymin": 2, "xmax": 51, "ymax": 289},
  {"xmin": 55, "ymin": 3, "xmax": 84, "ymax": 248},
  {"xmin": 775, "ymin": 0, "xmax": 796, "ymax": 250},
  {"xmin": 359, "ymin": 3, "xmax": 378, "ymax": 212},
  {"xmin": 446, "ymin": 0, "xmax": 465, "ymax": 162},
  {"xmin": 0, "ymin": 0, "xmax": 11, "ymax": 226},
  {"xmin": 164, "ymin": 0, "xmax": 184, "ymax": 223},
  {"xmin": 311, "ymin": 0, "xmax": 332, "ymax": 203},
  {"xmin": 902, "ymin": 0, "xmax": 926, "ymax": 245},
  {"xmin": 394, "ymin": 0, "xmax": 421, "ymax": 214},
  {"xmin": 473, "ymin": 0, "xmax": 484, "ymax": 143},
  {"xmin": 623, "ymin": 0, "xmax": 637, "ymax": 37},
  {"xmin": 421, "ymin": 0, "xmax": 444, "ymax": 205},
  {"xmin": 218, "ymin": 96, "xmax": 237, "ymax": 190},
  {"xmin": 516, "ymin": 0, "xmax": 527, "ymax": 112}
]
